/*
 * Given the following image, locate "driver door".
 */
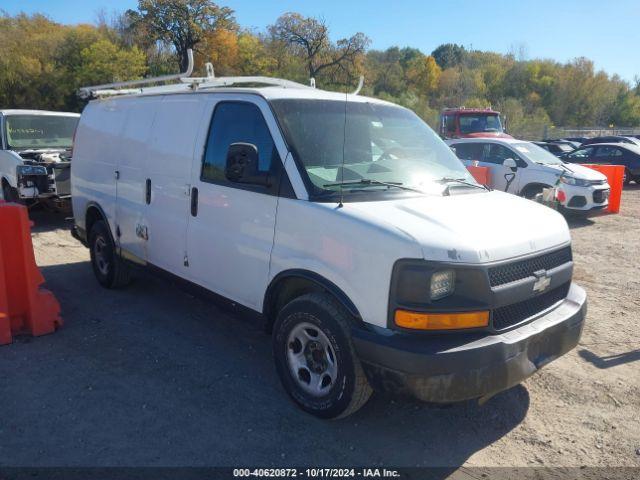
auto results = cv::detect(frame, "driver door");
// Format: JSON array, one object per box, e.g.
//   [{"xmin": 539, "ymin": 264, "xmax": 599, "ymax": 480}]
[
  {"xmin": 184, "ymin": 95, "xmax": 287, "ymax": 311},
  {"xmin": 480, "ymin": 143, "xmax": 522, "ymax": 193}
]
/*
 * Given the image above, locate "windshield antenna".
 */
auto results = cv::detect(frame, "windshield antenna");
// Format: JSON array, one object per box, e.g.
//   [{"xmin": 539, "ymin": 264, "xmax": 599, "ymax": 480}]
[{"xmin": 338, "ymin": 84, "xmax": 348, "ymax": 208}]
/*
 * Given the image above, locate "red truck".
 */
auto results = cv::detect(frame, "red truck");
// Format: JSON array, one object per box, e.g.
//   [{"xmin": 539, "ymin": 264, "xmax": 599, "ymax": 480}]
[{"xmin": 440, "ymin": 107, "xmax": 512, "ymax": 139}]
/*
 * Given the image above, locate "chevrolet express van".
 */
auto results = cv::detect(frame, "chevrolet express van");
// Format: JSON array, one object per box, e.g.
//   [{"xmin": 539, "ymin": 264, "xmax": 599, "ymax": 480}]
[{"xmin": 71, "ymin": 75, "xmax": 586, "ymax": 418}]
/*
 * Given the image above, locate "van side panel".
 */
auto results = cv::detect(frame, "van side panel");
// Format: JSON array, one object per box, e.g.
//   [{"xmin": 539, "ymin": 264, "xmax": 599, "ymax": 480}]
[
  {"xmin": 72, "ymin": 100, "xmax": 128, "ymax": 234},
  {"xmin": 114, "ymin": 97, "xmax": 160, "ymax": 261},
  {"xmin": 144, "ymin": 95, "xmax": 208, "ymax": 273}
]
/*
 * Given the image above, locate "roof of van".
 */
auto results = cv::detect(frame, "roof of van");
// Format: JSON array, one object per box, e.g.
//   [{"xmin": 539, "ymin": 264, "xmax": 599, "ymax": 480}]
[
  {"xmin": 0, "ymin": 109, "xmax": 80, "ymax": 117},
  {"xmin": 90, "ymin": 85, "xmax": 396, "ymax": 106}
]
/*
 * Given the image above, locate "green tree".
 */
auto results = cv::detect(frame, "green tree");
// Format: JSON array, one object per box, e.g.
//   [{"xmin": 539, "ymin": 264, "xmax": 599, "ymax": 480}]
[
  {"xmin": 431, "ymin": 43, "xmax": 467, "ymax": 69},
  {"xmin": 76, "ymin": 39, "xmax": 146, "ymax": 85}
]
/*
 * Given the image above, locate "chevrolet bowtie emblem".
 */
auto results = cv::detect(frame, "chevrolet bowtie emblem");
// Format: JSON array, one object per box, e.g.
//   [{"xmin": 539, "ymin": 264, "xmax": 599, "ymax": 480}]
[{"xmin": 533, "ymin": 270, "xmax": 551, "ymax": 292}]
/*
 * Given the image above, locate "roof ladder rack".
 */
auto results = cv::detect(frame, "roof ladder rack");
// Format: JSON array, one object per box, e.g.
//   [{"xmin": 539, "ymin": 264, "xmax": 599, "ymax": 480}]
[
  {"xmin": 78, "ymin": 48, "xmax": 366, "ymax": 99},
  {"xmin": 78, "ymin": 49, "xmax": 195, "ymax": 99}
]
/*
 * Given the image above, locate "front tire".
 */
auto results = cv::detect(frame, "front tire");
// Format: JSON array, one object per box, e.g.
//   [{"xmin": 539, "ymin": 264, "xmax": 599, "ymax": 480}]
[
  {"xmin": 521, "ymin": 184, "xmax": 545, "ymax": 200},
  {"xmin": 1, "ymin": 180, "xmax": 19, "ymax": 203},
  {"xmin": 272, "ymin": 293, "xmax": 372, "ymax": 419},
  {"xmin": 88, "ymin": 220, "xmax": 131, "ymax": 289}
]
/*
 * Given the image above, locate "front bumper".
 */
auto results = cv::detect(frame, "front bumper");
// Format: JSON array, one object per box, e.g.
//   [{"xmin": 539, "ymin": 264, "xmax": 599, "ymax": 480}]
[
  {"xmin": 352, "ymin": 283, "xmax": 586, "ymax": 403},
  {"xmin": 559, "ymin": 183, "xmax": 609, "ymax": 212}
]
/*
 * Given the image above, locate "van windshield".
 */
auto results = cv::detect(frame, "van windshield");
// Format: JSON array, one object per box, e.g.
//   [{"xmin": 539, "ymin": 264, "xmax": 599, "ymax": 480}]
[
  {"xmin": 271, "ymin": 99, "xmax": 476, "ymax": 200},
  {"xmin": 5, "ymin": 115, "xmax": 79, "ymax": 150}
]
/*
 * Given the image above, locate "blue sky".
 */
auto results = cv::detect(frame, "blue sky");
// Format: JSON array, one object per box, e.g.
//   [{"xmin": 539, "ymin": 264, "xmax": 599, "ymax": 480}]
[{"xmin": 5, "ymin": 0, "xmax": 640, "ymax": 83}]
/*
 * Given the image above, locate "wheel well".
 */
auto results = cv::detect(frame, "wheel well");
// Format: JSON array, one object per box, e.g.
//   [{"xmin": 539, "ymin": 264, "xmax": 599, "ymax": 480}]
[
  {"xmin": 520, "ymin": 183, "xmax": 551, "ymax": 198},
  {"xmin": 263, "ymin": 272, "xmax": 361, "ymax": 332},
  {"xmin": 85, "ymin": 205, "xmax": 106, "ymax": 237}
]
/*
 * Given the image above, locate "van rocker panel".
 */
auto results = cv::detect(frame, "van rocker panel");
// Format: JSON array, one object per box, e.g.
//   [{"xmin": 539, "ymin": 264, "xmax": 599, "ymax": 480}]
[{"xmin": 352, "ymin": 282, "xmax": 586, "ymax": 403}]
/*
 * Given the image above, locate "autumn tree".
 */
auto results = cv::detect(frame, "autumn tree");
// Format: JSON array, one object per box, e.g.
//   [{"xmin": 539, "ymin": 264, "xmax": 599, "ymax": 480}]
[
  {"xmin": 405, "ymin": 55, "xmax": 441, "ymax": 95},
  {"xmin": 126, "ymin": 0, "xmax": 237, "ymax": 71},
  {"xmin": 269, "ymin": 13, "xmax": 369, "ymax": 81}
]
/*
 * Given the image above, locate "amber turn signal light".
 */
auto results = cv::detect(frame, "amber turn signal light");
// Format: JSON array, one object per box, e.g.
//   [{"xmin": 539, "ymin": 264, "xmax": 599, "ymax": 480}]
[{"xmin": 394, "ymin": 310, "xmax": 489, "ymax": 330}]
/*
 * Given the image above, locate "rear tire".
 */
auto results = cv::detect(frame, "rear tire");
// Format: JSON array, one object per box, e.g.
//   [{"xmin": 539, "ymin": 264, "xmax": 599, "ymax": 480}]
[
  {"xmin": 272, "ymin": 292, "xmax": 372, "ymax": 419},
  {"xmin": 88, "ymin": 220, "xmax": 131, "ymax": 289}
]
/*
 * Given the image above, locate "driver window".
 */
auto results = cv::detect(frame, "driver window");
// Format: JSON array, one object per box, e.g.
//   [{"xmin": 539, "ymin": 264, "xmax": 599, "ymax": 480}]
[
  {"xmin": 568, "ymin": 147, "xmax": 594, "ymax": 159},
  {"xmin": 202, "ymin": 101, "xmax": 280, "ymax": 183},
  {"xmin": 485, "ymin": 143, "xmax": 520, "ymax": 165}
]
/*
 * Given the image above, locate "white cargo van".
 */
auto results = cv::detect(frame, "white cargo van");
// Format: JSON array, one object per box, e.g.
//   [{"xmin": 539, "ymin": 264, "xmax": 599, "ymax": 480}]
[{"xmin": 71, "ymin": 66, "xmax": 586, "ymax": 418}]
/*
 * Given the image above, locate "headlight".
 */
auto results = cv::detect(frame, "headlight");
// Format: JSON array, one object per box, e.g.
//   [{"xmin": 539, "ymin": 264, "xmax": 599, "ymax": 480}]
[
  {"xmin": 430, "ymin": 270, "xmax": 456, "ymax": 300},
  {"xmin": 17, "ymin": 164, "xmax": 47, "ymax": 176},
  {"xmin": 559, "ymin": 175, "xmax": 589, "ymax": 187}
]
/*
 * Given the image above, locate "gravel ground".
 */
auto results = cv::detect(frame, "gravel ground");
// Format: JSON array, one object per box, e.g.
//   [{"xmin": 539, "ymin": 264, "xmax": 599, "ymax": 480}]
[{"xmin": 0, "ymin": 187, "xmax": 639, "ymax": 470}]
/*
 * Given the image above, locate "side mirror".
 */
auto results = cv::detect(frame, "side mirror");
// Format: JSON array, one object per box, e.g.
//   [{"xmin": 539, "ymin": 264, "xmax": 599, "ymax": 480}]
[
  {"xmin": 503, "ymin": 158, "xmax": 518, "ymax": 171},
  {"xmin": 225, "ymin": 142, "xmax": 270, "ymax": 187}
]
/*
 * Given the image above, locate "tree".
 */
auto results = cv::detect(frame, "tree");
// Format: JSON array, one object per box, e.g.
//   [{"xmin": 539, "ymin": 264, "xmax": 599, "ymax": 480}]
[
  {"xmin": 76, "ymin": 39, "xmax": 147, "ymax": 85},
  {"xmin": 431, "ymin": 43, "xmax": 466, "ymax": 69},
  {"xmin": 405, "ymin": 55, "xmax": 441, "ymax": 95},
  {"xmin": 269, "ymin": 12, "xmax": 369, "ymax": 80},
  {"xmin": 126, "ymin": 0, "xmax": 237, "ymax": 71}
]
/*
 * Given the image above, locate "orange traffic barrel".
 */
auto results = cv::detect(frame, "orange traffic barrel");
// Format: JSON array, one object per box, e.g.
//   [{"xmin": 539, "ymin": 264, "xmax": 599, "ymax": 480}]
[
  {"xmin": 467, "ymin": 166, "xmax": 490, "ymax": 186},
  {"xmin": 580, "ymin": 164, "xmax": 625, "ymax": 214}
]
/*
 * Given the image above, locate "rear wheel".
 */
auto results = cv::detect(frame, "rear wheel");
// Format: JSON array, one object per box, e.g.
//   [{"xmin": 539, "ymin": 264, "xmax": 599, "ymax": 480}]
[
  {"xmin": 88, "ymin": 220, "xmax": 131, "ymax": 289},
  {"xmin": 272, "ymin": 292, "xmax": 372, "ymax": 419}
]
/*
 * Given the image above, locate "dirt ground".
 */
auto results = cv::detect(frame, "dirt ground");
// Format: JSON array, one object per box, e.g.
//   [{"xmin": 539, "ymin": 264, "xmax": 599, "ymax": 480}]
[{"xmin": 0, "ymin": 187, "xmax": 639, "ymax": 471}]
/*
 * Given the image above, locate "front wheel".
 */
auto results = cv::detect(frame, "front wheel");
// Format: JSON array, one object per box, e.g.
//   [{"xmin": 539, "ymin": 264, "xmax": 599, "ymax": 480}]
[
  {"xmin": 272, "ymin": 293, "xmax": 372, "ymax": 419},
  {"xmin": 1, "ymin": 180, "xmax": 19, "ymax": 203}
]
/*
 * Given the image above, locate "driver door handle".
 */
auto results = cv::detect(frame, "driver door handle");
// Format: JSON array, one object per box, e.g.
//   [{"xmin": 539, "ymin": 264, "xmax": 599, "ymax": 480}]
[{"xmin": 190, "ymin": 187, "xmax": 198, "ymax": 217}]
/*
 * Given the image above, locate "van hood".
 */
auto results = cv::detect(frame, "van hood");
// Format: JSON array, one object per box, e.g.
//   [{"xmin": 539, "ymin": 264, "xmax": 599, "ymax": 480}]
[{"xmin": 345, "ymin": 190, "xmax": 570, "ymax": 264}]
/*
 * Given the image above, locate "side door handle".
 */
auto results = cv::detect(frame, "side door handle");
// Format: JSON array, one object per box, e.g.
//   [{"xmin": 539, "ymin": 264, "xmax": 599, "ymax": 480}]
[
  {"xmin": 145, "ymin": 178, "xmax": 151, "ymax": 204},
  {"xmin": 190, "ymin": 187, "xmax": 198, "ymax": 217}
]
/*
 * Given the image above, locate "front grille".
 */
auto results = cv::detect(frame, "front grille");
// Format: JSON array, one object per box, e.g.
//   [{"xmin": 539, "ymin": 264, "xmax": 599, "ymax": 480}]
[
  {"xmin": 492, "ymin": 282, "xmax": 571, "ymax": 330},
  {"xmin": 488, "ymin": 247, "xmax": 573, "ymax": 287},
  {"xmin": 593, "ymin": 189, "xmax": 609, "ymax": 204}
]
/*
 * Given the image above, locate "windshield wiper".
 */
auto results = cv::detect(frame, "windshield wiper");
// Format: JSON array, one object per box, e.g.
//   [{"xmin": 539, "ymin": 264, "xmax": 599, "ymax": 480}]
[
  {"xmin": 323, "ymin": 179, "xmax": 424, "ymax": 193},
  {"xmin": 438, "ymin": 177, "xmax": 489, "ymax": 191}
]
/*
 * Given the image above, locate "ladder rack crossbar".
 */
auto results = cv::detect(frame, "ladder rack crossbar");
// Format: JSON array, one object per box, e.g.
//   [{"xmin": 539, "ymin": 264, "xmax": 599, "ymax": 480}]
[{"xmin": 79, "ymin": 49, "xmax": 365, "ymax": 99}]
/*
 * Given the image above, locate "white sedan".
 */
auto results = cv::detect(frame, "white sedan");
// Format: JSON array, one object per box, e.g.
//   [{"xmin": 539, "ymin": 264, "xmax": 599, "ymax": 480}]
[{"xmin": 447, "ymin": 137, "xmax": 610, "ymax": 214}]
